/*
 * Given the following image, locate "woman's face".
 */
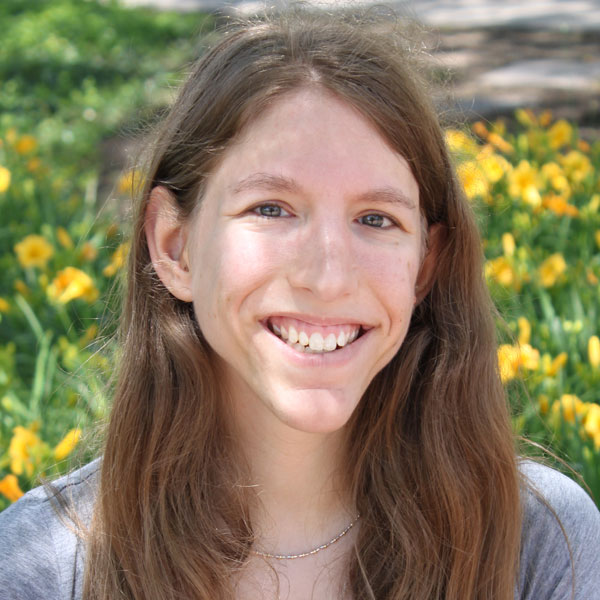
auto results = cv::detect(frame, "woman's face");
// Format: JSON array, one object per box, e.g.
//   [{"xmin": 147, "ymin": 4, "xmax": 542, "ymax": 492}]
[{"xmin": 183, "ymin": 88, "xmax": 427, "ymax": 434}]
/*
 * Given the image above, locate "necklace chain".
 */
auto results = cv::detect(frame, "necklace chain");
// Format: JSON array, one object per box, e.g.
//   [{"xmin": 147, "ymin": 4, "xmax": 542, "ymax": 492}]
[{"xmin": 251, "ymin": 514, "xmax": 360, "ymax": 560}]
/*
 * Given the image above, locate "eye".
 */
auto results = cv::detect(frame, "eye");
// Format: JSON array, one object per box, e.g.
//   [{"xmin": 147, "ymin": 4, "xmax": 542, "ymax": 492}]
[
  {"xmin": 358, "ymin": 213, "xmax": 395, "ymax": 228},
  {"xmin": 252, "ymin": 203, "xmax": 290, "ymax": 218}
]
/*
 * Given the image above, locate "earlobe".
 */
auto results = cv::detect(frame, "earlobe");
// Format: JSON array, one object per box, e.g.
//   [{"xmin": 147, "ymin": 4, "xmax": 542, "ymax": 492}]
[
  {"xmin": 415, "ymin": 223, "xmax": 446, "ymax": 304},
  {"xmin": 145, "ymin": 186, "xmax": 193, "ymax": 302}
]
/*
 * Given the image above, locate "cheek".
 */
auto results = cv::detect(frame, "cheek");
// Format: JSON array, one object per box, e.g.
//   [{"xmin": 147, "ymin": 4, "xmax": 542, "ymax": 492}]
[
  {"xmin": 189, "ymin": 228, "xmax": 283, "ymax": 322},
  {"xmin": 364, "ymin": 252, "xmax": 420, "ymax": 347},
  {"xmin": 361, "ymin": 248, "xmax": 420, "ymax": 300}
]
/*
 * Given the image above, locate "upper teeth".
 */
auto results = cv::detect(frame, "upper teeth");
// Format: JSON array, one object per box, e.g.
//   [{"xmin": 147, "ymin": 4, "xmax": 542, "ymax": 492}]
[{"xmin": 273, "ymin": 323, "xmax": 360, "ymax": 353}]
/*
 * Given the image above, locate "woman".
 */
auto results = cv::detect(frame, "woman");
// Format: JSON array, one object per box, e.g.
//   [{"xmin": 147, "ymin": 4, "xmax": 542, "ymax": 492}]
[{"xmin": 1, "ymin": 11, "xmax": 599, "ymax": 600}]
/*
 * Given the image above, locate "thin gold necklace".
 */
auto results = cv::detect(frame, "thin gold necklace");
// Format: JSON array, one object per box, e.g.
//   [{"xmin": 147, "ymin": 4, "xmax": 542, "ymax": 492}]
[{"xmin": 251, "ymin": 514, "xmax": 360, "ymax": 560}]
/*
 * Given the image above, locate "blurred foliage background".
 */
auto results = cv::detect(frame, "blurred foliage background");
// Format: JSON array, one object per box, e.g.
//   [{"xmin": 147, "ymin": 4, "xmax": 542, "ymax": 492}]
[
  {"xmin": 0, "ymin": 0, "xmax": 212, "ymax": 507},
  {"xmin": 0, "ymin": 0, "xmax": 599, "ymax": 510}
]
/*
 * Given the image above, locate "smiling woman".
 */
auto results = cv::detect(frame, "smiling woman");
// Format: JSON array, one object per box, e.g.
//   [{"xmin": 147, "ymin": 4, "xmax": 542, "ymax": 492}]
[
  {"xmin": 0, "ymin": 9, "xmax": 599, "ymax": 600},
  {"xmin": 146, "ymin": 88, "xmax": 432, "ymax": 436}
]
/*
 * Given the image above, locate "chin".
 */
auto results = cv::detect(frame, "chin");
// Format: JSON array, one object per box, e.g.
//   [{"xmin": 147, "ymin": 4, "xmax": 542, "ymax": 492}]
[{"xmin": 270, "ymin": 387, "xmax": 360, "ymax": 434}]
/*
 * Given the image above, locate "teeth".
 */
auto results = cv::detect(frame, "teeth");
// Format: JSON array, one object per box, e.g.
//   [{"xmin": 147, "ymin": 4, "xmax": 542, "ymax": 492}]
[
  {"xmin": 286, "ymin": 340, "xmax": 304, "ymax": 352},
  {"xmin": 309, "ymin": 332, "xmax": 324, "ymax": 351},
  {"xmin": 324, "ymin": 333, "xmax": 337, "ymax": 351},
  {"xmin": 271, "ymin": 320, "xmax": 363, "ymax": 353}
]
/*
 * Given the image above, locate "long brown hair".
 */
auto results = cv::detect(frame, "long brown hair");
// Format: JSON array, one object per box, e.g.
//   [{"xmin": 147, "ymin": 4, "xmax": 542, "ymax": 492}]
[{"xmin": 84, "ymin": 11, "xmax": 521, "ymax": 599}]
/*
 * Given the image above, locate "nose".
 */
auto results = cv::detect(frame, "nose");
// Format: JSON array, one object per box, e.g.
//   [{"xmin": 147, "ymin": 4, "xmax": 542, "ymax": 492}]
[{"xmin": 288, "ymin": 216, "xmax": 358, "ymax": 301}]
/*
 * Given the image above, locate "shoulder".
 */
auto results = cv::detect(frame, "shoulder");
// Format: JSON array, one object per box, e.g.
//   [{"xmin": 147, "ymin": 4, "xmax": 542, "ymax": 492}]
[
  {"xmin": 0, "ymin": 459, "xmax": 100, "ymax": 600},
  {"xmin": 517, "ymin": 460, "xmax": 600, "ymax": 600}
]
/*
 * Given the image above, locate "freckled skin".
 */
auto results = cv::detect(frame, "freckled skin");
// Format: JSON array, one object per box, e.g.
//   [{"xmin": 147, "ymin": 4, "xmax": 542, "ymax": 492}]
[{"xmin": 185, "ymin": 88, "xmax": 424, "ymax": 434}]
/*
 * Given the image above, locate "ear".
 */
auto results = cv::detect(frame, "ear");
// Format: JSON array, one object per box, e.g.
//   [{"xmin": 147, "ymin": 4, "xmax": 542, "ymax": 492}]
[
  {"xmin": 145, "ymin": 186, "xmax": 193, "ymax": 302},
  {"xmin": 415, "ymin": 223, "xmax": 446, "ymax": 304}
]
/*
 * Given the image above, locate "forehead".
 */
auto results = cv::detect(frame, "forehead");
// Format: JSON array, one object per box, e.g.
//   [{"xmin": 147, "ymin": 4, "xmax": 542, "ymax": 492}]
[{"xmin": 204, "ymin": 87, "xmax": 420, "ymax": 208}]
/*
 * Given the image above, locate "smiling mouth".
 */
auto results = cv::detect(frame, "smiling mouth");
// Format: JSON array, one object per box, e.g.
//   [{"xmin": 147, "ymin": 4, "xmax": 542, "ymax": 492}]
[{"xmin": 265, "ymin": 316, "xmax": 366, "ymax": 354}]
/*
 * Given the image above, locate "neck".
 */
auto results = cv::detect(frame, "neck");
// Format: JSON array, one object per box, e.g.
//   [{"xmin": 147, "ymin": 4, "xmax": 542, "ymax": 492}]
[{"xmin": 227, "ymin": 389, "xmax": 355, "ymax": 555}]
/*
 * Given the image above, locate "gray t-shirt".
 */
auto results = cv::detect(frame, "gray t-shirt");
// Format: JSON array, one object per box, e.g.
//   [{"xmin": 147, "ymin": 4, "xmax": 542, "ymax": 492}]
[{"xmin": 0, "ymin": 459, "xmax": 598, "ymax": 599}]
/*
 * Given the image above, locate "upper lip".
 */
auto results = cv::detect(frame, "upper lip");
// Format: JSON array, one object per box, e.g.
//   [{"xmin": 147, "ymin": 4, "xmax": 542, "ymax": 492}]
[{"xmin": 260, "ymin": 313, "xmax": 373, "ymax": 329}]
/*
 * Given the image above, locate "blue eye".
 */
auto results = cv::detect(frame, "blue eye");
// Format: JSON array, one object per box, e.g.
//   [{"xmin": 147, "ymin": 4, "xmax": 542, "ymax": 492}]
[
  {"xmin": 254, "ymin": 204, "xmax": 288, "ymax": 218},
  {"xmin": 359, "ymin": 214, "xmax": 393, "ymax": 228}
]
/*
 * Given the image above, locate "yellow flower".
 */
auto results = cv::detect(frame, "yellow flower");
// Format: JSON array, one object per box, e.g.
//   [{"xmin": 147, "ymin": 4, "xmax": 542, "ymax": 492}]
[
  {"xmin": 472, "ymin": 121, "xmax": 488, "ymax": 139},
  {"xmin": 0, "ymin": 474, "xmax": 24, "ymax": 503},
  {"xmin": 547, "ymin": 119, "xmax": 572, "ymax": 149},
  {"xmin": 9, "ymin": 425, "xmax": 43, "ymax": 477},
  {"xmin": 595, "ymin": 230, "xmax": 600, "ymax": 249},
  {"xmin": 485, "ymin": 256, "xmax": 518, "ymax": 289},
  {"xmin": 583, "ymin": 404, "xmax": 600, "ymax": 449},
  {"xmin": 497, "ymin": 343, "xmax": 539, "ymax": 383},
  {"xmin": 559, "ymin": 151, "xmax": 592, "ymax": 184},
  {"xmin": 517, "ymin": 316, "xmax": 531, "ymax": 345},
  {"xmin": 538, "ymin": 110, "xmax": 553, "ymax": 127},
  {"xmin": 15, "ymin": 135, "xmax": 38, "ymax": 155},
  {"xmin": 103, "ymin": 242, "xmax": 130, "ymax": 277},
  {"xmin": 588, "ymin": 336, "xmax": 600, "ymax": 368},
  {"xmin": 54, "ymin": 428, "xmax": 82, "ymax": 461},
  {"xmin": 577, "ymin": 139, "xmax": 591, "ymax": 153},
  {"xmin": 538, "ymin": 394, "xmax": 549, "ymax": 415},
  {"xmin": 0, "ymin": 297, "xmax": 9, "ymax": 313},
  {"xmin": 498, "ymin": 344, "xmax": 520, "ymax": 382},
  {"xmin": 56, "ymin": 227, "xmax": 74, "ymax": 249},
  {"xmin": 508, "ymin": 161, "xmax": 542, "ymax": 207},
  {"xmin": 14, "ymin": 234, "xmax": 54, "ymax": 269},
  {"xmin": 542, "ymin": 193, "xmax": 578, "ymax": 217},
  {"xmin": 538, "ymin": 253, "xmax": 567, "ymax": 287},
  {"xmin": 515, "ymin": 108, "xmax": 537, "ymax": 128},
  {"xmin": 586, "ymin": 269, "xmax": 598, "ymax": 285},
  {"xmin": 544, "ymin": 352, "xmax": 567, "ymax": 377},
  {"xmin": 79, "ymin": 241, "xmax": 98, "ymax": 262},
  {"xmin": 519, "ymin": 344, "xmax": 540, "ymax": 370},
  {"xmin": 541, "ymin": 162, "xmax": 570, "ymax": 195},
  {"xmin": 446, "ymin": 129, "xmax": 480, "ymax": 157},
  {"xmin": 540, "ymin": 161, "xmax": 563, "ymax": 178},
  {"xmin": 480, "ymin": 151, "xmax": 511, "ymax": 184},
  {"xmin": 117, "ymin": 169, "xmax": 143, "ymax": 196},
  {"xmin": 552, "ymin": 394, "xmax": 586, "ymax": 424},
  {"xmin": 457, "ymin": 161, "xmax": 489, "ymax": 200},
  {"xmin": 47, "ymin": 267, "xmax": 99, "ymax": 304},
  {"xmin": 0, "ymin": 165, "xmax": 11, "ymax": 193},
  {"xmin": 502, "ymin": 232, "xmax": 516, "ymax": 257},
  {"xmin": 487, "ymin": 132, "xmax": 514, "ymax": 154}
]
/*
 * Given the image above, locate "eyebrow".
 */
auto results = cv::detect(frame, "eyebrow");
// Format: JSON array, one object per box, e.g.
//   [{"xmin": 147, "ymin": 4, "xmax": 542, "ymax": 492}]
[
  {"xmin": 231, "ymin": 173, "xmax": 417, "ymax": 211},
  {"xmin": 231, "ymin": 173, "xmax": 301, "ymax": 195},
  {"xmin": 355, "ymin": 187, "xmax": 417, "ymax": 212}
]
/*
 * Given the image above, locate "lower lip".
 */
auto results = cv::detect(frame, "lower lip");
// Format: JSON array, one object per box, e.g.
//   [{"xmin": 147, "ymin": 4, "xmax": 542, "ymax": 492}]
[{"xmin": 263, "ymin": 326, "xmax": 370, "ymax": 367}]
